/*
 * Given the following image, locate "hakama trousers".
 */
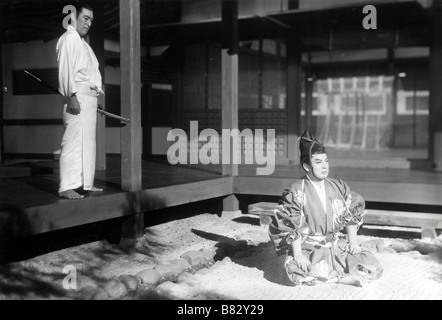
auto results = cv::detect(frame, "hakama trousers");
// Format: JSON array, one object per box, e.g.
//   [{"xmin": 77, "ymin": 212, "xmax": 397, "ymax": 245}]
[{"xmin": 59, "ymin": 93, "xmax": 97, "ymax": 193}]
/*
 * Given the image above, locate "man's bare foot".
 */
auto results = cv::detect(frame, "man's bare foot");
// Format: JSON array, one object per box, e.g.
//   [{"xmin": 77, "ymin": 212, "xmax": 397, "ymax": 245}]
[
  {"xmin": 59, "ymin": 189, "xmax": 84, "ymax": 199},
  {"xmin": 326, "ymin": 275, "xmax": 364, "ymax": 287},
  {"xmin": 88, "ymin": 186, "xmax": 103, "ymax": 192}
]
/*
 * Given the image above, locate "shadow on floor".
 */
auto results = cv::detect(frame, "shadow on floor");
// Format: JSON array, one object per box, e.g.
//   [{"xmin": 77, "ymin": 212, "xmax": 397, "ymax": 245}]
[{"xmin": 191, "ymin": 228, "xmax": 287, "ymax": 286}]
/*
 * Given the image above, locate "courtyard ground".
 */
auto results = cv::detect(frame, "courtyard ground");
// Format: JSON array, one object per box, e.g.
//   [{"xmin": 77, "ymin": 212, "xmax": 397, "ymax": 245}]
[{"xmin": 0, "ymin": 212, "xmax": 441, "ymax": 300}]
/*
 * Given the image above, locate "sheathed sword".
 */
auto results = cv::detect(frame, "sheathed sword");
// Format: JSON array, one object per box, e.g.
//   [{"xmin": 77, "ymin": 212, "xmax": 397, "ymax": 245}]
[{"xmin": 24, "ymin": 70, "xmax": 130, "ymax": 123}]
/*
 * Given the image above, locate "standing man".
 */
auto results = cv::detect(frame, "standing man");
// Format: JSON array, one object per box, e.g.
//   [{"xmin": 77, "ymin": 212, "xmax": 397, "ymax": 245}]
[{"xmin": 57, "ymin": 2, "xmax": 104, "ymax": 199}]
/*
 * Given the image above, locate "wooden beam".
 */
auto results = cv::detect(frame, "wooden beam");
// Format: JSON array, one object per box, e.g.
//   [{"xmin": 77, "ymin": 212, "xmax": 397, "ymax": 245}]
[
  {"xmin": 88, "ymin": 3, "xmax": 106, "ymax": 171},
  {"xmin": 120, "ymin": 0, "xmax": 143, "ymax": 239},
  {"xmin": 286, "ymin": 33, "xmax": 302, "ymax": 163}
]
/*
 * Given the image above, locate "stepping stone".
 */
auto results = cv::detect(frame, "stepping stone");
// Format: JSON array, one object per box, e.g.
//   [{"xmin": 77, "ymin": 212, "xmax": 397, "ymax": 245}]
[
  {"xmin": 156, "ymin": 281, "xmax": 194, "ymax": 300},
  {"xmin": 118, "ymin": 274, "xmax": 141, "ymax": 291},
  {"xmin": 199, "ymin": 248, "xmax": 216, "ymax": 263},
  {"xmin": 428, "ymin": 249, "xmax": 442, "ymax": 259},
  {"xmin": 168, "ymin": 258, "xmax": 191, "ymax": 274},
  {"xmin": 136, "ymin": 268, "xmax": 161, "ymax": 285},
  {"xmin": 415, "ymin": 242, "xmax": 441, "ymax": 255},
  {"xmin": 235, "ymin": 230, "xmax": 269, "ymax": 246},
  {"xmin": 154, "ymin": 263, "xmax": 181, "ymax": 278},
  {"xmin": 194, "ymin": 267, "xmax": 210, "ymax": 276},
  {"xmin": 390, "ymin": 239, "xmax": 416, "ymax": 253},
  {"xmin": 76, "ymin": 286, "xmax": 109, "ymax": 300},
  {"xmin": 102, "ymin": 279, "xmax": 128, "ymax": 299},
  {"xmin": 181, "ymin": 250, "xmax": 205, "ymax": 267},
  {"xmin": 176, "ymin": 272, "xmax": 195, "ymax": 285}
]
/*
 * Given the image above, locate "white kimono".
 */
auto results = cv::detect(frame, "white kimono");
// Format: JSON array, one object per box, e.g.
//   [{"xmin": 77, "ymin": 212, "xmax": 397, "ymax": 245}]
[{"xmin": 56, "ymin": 26, "xmax": 103, "ymax": 193}]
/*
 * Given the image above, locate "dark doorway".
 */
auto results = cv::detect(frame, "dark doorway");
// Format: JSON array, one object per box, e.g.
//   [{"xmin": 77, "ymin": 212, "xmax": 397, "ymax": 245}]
[{"xmin": 142, "ymin": 84, "xmax": 174, "ymax": 161}]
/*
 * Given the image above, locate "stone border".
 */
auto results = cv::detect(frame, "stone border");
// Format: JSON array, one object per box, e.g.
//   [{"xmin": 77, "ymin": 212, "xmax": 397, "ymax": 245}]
[
  {"xmin": 76, "ymin": 246, "xmax": 220, "ymax": 300},
  {"xmin": 76, "ymin": 232, "xmax": 442, "ymax": 300}
]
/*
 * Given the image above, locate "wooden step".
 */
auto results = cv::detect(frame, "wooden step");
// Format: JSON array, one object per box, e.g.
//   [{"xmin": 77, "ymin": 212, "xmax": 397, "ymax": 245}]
[
  {"xmin": 363, "ymin": 210, "xmax": 442, "ymax": 229},
  {"xmin": 248, "ymin": 202, "xmax": 442, "ymax": 238}
]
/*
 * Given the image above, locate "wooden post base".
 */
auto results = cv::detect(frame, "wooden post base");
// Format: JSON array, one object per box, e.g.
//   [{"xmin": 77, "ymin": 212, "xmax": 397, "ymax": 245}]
[
  {"xmin": 221, "ymin": 210, "xmax": 242, "ymax": 219},
  {"xmin": 121, "ymin": 213, "xmax": 144, "ymax": 243},
  {"xmin": 421, "ymin": 228, "xmax": 438, "ymax": 241},
  {"xmin": 222, "ymin": 194, "xmax": 242, "ymax": 219}
]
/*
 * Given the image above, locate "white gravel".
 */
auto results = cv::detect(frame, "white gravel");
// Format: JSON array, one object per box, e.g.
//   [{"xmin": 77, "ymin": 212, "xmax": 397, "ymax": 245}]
[{"xmin": 0, "ymin": 213, "xmax": 441, "ymax": 300}]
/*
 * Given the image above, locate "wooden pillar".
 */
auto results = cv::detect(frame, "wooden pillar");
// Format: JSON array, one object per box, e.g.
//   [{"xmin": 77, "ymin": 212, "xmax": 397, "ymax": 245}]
[
  {"xmin": 221, "ymin": 0, "xmax": 240, "ymax": 218},
  {"xmin": 429, "ymin": 0, "xmax": 442, "ymax": 171},
  {"xmin": 221, "ymin": 54, "xmax": 241, "ymax": 217},
  {"xmin": 221, "ymin": 50, "xmax": 239, "ymax": 175},
  {"xmin": 286, "ymin": 33, "xmax": 302, "ymax": 164},
  {"xmin": 89, "ymin": 3, "xmax": 106, "ymax": 170},
  {"xmin": 205, "ymin": 43, "xmax": 210, "ymax": 109},
  {"xmin": 141, "ymin": 83, "xmax": 152, "ymax": 160},
  {"xmin": 412, "ymin": 70, "xmax": 418, "ymax": 147},
  {"xmin": 120, "ymin": 0, "xmax": 143, "ymax": 239},
  {"xmin": 305, "ymin": 53, "xmax": 313, "ymax": 133},
  {"xmin": 258, "ymin": 37, "xmax": 263, "ymax": 109},
  {"xmin": 388, "ymin": 48, "xmax": 397, "ymax": 148},
  {"xmin": 221, "ymin": 0, "xmax": 239, "ymax": 177},
  {"xmin": 305, "ymin": 80, "xmax": 313, "ymax": 133},
  {"xmin": 288, "ymin": 0, "xmax": 299, "ymax": 9},
  {"xmin": 172, "ymin": 46, "xmax": 183, "ymax": 129},
  {"xmin": 0, "ymin": 44, "xmax": 4, "ymax": 164}
]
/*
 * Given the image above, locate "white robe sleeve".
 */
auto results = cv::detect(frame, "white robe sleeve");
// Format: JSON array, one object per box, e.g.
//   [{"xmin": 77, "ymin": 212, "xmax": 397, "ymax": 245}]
[{"xmin": 57, "ymin": 32, "xmax": 81, "ymax": 98}]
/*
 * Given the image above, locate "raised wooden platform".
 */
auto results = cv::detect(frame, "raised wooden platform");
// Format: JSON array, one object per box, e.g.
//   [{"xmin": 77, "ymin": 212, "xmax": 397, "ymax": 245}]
[
  {"xmin": 1, "ymin": 156, "xmax": 441, "ymax": 240},
  {"xmin": 0, "ymin": 158, "xmax": 230, "ymax": 239}
]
